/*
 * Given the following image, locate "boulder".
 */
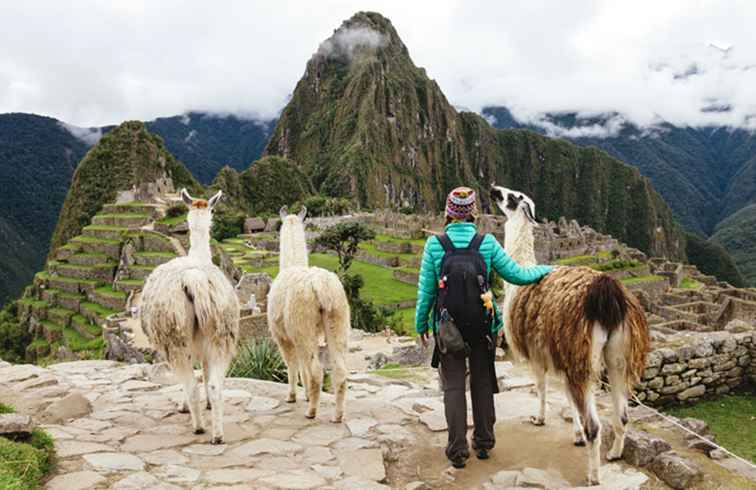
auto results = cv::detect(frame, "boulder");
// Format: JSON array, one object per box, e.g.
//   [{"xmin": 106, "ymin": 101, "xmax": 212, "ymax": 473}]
[
  {"xmin": 0, "ymin": 414, "xmax": 33, "ymax": 436},
  {"xmin": 649, "ymin": 452, "xmax": 702, "ymax": 490},
  {"xmin": 368, "ymin": 352, "xmax": 390, "ymax": 370},
  {"xmin": 389, "ymin": 338, "xmax": 434, "ymax": 366},
  {"xmin": 620, "ymin": 429, "xmax": 672, "ymax": 467}
]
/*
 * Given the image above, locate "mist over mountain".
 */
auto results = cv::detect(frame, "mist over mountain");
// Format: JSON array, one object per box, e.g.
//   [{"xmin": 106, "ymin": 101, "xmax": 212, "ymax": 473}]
[{"xmin": 482, "ymin": 106, "xmax": 754, "ymax": 285}]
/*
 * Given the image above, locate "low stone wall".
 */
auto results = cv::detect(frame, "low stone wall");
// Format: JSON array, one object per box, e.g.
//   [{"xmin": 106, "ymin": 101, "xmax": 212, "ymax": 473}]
[
  {"xmin": 239, "ymin": 313, "xmax": 270, "ymax": 341},
  {"xmin": 637, "ymin": 331, "xmax": 755, "ymax": 406}
]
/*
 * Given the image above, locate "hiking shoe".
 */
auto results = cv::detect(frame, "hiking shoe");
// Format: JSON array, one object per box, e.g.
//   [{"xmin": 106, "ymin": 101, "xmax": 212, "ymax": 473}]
[
  {"xmin": 451, "ymin": 457, "xmax": 466, "ymax": 469},
  {"xmin": 476, "ymin": 449, "xmax": 490, "ymax": 460}
]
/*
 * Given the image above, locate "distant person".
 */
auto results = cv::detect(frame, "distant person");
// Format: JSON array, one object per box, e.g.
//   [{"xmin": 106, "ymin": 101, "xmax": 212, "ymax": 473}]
[{"xmin": 415, "ymin": 187, "xmax": 552, "ymax": 469}]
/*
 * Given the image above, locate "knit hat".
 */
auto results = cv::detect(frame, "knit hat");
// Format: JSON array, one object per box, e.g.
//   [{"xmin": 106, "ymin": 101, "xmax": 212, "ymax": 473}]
[{"xmin": 445, "ymin": 187, "xmax": 477, "ymax": 220}]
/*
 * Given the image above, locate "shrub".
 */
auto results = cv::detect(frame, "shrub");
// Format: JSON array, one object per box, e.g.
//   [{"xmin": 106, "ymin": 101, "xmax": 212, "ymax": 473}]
[
  {"xmin": 313, "ymin": 222, "xmax": 375, "ymax": 273},
  {"xmin": 0, "ymin": 303, "xmax": 29, "ymax": 364},
  {"xmin": 211, "ymin": 208, "xmax": 245, "ymax": 242},
  {"xmin": 227, "ymin": 338, "xmax": 287, "ymax": 383},
  {"xmin": 341, "ymin": 274, "xmax": 397, "ymax": 332},
  {"xmin": 0, "ymin": 428, "xmax": 55, "ymax": 490},
  {"xmin": 165, "ymin": 202, "xmax": 188, "ymax": 218}
]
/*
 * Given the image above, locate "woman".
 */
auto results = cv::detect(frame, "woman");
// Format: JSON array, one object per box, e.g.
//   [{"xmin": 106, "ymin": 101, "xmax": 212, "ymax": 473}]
[{"xmin": 415, "ymin": 186, "xmax": 552, "ymax": 469}]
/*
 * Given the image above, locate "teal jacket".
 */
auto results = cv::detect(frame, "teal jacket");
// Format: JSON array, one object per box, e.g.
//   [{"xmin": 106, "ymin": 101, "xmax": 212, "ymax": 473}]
[{"xmin": 414, "ymin": 222, "xmax": 553, "ymax": 335}]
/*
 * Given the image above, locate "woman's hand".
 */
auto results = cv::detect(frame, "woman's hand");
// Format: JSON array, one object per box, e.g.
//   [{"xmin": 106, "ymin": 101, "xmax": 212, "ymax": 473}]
[{"xmin": 420, "ymin": 331, "xmax": 430, "ymax": 347}]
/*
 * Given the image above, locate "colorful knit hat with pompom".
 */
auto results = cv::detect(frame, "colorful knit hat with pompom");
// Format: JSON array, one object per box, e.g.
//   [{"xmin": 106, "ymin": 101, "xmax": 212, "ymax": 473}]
[{"xmin": 445, "ymin": 187, "xmax": 477, "ymax": 220}]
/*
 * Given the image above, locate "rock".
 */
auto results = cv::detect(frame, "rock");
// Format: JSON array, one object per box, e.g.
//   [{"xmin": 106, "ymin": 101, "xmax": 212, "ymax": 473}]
[
  {"xmin": 246, "ymin": 395, "xmax": 280, "ymax": 413},
  {"xmin": 709, "ymin": 448, "xmax": 729, "ymax": 460},
  {"xmin": 235, "ymin": 272, "xmax": 272, "ymax": 309},
  {"xmin": 350, "ymin": 329, "xmax": 365, "ymax": 342},
  {"xmin": 517, "ymin": 467, "xmax": 569, "ymax": 488},
  {"xmin": 83, "ymin": 452, "xmax": 145, "ymax": 471},
  {"xmin": 43, "ymin": 392, "xmax": 92, "ymax": 422},
  {"xmin": 45, "ymin": 470, "xmax": 107, "ymax": 490},
  {"xmin": 649, "ymin": 452, "xmax": 702, "ymax": 490},
  {"xmin": 338, "ymin": 448, "xmax": 386, "ymax": 482},
  {"xmin": 54, "ymin": 439, "xmax": 112, "ymax": 458},
  {"xmin": 293, "ymin": 424, "xmax": 349, "ymax": 446},
  {"xmin": 390, "ymin": 338, "xmax": 434, "ymax": 366},
  {"xmin": 677, "ymin": 385, "xmax": 705, "ymax": 401},
  {"xmin": 725, "ymin": 319, "xmax": 753, "ymax": 333},
  {"xmin": 0, "ymin": 414, "xmax": 33, "ymax": 436},
  {"xmin": 204, "ymin": 468, "xmax": 275, "ymax": 483},
  {"xmin": 182, "ymin": 443, "xmax": 227, "ymax": 456},
  {"xmin": 346, "ymin": 417, "xmax": 379, "ymax": 436},
  {"xmin": 120, "ymin": 434, "xmax": 195, "ymax": 452},
  {"xmin": 142, "ymin": 449, "xmax": 188, "ymax": 466},
  {"xmin": 679, "ymin": 417, "xmax": 711, "ymax": 436},
  {"xmin": 405, "ymin": 481, "xmax": 430, "ymax": 490},
  {"xmin": 418, "ymin": 410, "xmax": 447, "ymax": 432},
  {"xmin": 491, "ymin": 469, "xmax": 520, "ymax": 486},
  {"xmin": 368, "ymin": 352, "xmax": 390, "ymax": 370},
  {"xmin": 621, "ymin": 429, "xmax": 672, "ymax": 467}
]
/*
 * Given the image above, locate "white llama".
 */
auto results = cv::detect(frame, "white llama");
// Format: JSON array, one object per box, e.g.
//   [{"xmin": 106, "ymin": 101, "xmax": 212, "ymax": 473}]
[
  {"xmin": 267, "ymin": 206, "xmax": 350, "ymax": 422},
  {"xmin": 141, "ymin": 189, "xmax": 240, "ymax": 444},
  {"xmin": 491, "ymin": 184, "xmax": 650, "ymax": 485}
]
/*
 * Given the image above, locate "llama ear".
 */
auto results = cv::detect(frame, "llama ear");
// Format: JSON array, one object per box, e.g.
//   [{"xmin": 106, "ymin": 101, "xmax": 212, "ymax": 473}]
[
  {"xmin": 523, "ymin": 201, "xmax": 538, "ymax": 225},
  {"xmin": 208, "ymin": 190, "xmax": 223, "ymax": 209},
  {"xmin": 279, "ymin": 206, "xmax": 289, "ymax": 220},
  {"xmin": 180, "ymin": 188, "xmax": 193, "ymax": 206},
  {"xmin": 298, "ymin": 206, "xmax": 307, "ymax": 221}
]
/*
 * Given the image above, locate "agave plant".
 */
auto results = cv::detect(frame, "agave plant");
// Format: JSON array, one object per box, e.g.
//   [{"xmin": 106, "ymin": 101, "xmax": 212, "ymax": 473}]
[{"xmin": 227, "ymin": 338, "xmax": 287, "ymax": 383}]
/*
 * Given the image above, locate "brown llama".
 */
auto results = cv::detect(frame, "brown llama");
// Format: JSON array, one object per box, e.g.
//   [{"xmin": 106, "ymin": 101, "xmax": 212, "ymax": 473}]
[{"xmin": 491, "ymin": 184, "xmax": 650, "ymax": 486}]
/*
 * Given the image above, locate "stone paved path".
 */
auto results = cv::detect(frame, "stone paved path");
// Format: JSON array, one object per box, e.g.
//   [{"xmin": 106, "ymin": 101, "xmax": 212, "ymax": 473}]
[{"xmin": 0, "ymin": 356, "xmax": 667, "ymax": 489}]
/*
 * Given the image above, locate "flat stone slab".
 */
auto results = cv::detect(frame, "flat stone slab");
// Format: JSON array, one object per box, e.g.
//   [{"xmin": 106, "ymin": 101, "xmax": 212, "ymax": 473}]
[
  {"xmin": 338, "ymin": 448, "xmax": 386, "ymax": 482},
  {"xmin": 182, "ymin": 443, "xmax": 227, "ymax": 456},
  {"xmin": 257, "ymin": 469, "xmax": 327, "ymax": 489},
  {"xmin": 120, "ymin": 434, "xmax": 195, "ymax": 452},
  {"xmin": 153, "ymin": 464, "xmax": 201, "ymax": 483},
  {"xmin": 228, "ymin": 438, "xmax": 303, "ymax": 457},
  {"xmin": 83, "ymin": 452, "xmax": 145, "ymax": 471},
  {"xmin": 346, "ymin": 417, "xmax": 379, "ymax": 436},
  {"xmin": 45, "ymin": 470, "xmax": 106, "ymax": 490},
  {"xmin": 204, "ymin": 468, "xmax": 275, "ymax": 484},
  {"xmin": 142, "ymin": 449, "xmax": 188, "ymax": 466},
  {"xmin": 292, "ymin": 424, "xmax": 349, "ymax": 446},
  {"xmin": 54, "ymin": 439, "xmax": 112, "ymax": 458},
  {"xmin": 246, "ymin": 395, "xmax": 281, "ymax": 413}
]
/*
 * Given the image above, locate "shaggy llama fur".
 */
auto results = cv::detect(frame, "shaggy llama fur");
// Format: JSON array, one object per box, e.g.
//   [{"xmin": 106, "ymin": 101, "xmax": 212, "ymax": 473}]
[
  {"xmin": 491, "ymin": 184, "xmax": 650, "ymax": 486},
  {"xmin": 141, "ymin": 189, "xmax": 240, "ymax": 444},
  {"xmin": 267, "ymin": 206, "xmax": 351, "ymax": 422}
]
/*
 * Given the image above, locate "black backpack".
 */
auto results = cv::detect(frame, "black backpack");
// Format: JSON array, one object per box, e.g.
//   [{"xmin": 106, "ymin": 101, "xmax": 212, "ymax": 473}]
[{"xmin": 435, "ymin": 233, "xmax": 492, "ymax": 346}]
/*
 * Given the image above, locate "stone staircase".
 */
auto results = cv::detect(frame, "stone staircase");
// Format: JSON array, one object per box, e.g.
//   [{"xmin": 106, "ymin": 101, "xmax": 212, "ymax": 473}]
[{"xmin": 16, "ymin": 201, "xmax": 181, "ymax": 363}]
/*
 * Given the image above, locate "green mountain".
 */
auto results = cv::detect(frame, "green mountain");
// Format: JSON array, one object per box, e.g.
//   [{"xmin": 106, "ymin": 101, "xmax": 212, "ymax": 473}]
[
  {"xmin": 0, "ymin": 114, "xmax": 90, "ymax": 306},
  {"xmin": 264, "ymin": 11, "xmax": 685, "ymax": 260},
  {"xmin": 711, "ymin": 204, "xmax": 756, "ymax": 284},
  {"xmin": 49, "ymin": 121, "xmax": 200, "ymax": 253},
  {"xmin": 146, "ymin": 112, "xmax": 273, "ymax": 184},
  {"xmin": 483, "ymin": 107, "xmax": 756, "ymax": 284}
]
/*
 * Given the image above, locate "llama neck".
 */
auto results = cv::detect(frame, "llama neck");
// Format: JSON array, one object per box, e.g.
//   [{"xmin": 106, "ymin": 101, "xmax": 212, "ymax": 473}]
[
  {"xmin": 279, "ymin": 221, "xmax": 309, "ymax": 270},
  {"xmin": 188, "ymin": 229, "xmax": 212, "ymax": 263},
  {"xmin": 504, "ymin": 214, "xmax": 536, "ymax": 267}
]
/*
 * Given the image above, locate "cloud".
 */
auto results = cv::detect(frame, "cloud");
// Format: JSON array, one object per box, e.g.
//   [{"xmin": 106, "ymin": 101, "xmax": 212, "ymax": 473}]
[
  {"xmin": 0, "ymin": 1, "xmax": 755, "ymax": 131},
  {"xmin": 58, "ymin": 121, "xmax": 103, "ymax": 146},
  {"xmin": 316, "ymin": 25, "xmax": 387, "ymax": 61},
  {"xmin": 530, "ymin": 113, "xmax": 627, "ymax": 139}
]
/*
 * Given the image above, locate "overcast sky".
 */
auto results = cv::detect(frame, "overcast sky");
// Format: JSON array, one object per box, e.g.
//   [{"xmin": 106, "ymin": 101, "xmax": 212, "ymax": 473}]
[{"xmin": 2, "ymin": 1, "xmax": 755, "ymax": 131}]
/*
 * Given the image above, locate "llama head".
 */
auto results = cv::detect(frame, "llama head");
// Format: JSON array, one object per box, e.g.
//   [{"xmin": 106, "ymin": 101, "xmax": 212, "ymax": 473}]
[
  {"xmin": 278, "ymin": 205, "xmax": 309, "ymax": 269},
  {"xmin": 490, "ymin": 184, "xmax": 537, "ymax": 225},
  {"xmin": 181, "ymin": 188, "xmax": 222, "ymax": 235},
  {"xmin": 278, "ymin": 205, "xmax": 308, "ymax": 227}
]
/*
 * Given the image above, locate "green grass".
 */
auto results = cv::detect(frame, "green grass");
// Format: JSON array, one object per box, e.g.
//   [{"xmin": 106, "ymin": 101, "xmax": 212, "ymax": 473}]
[
  {"xmin": 374, "ymin": 234, "xmax": 426, "ymax": 247},
  {"xmin": 135, "ymin": 251, "xmax": 176, "ymax": 257},
  {"xmin": 95, "ymin": 213, "xmax": 149, "ymax": 219},
  {"xmin": 71, "ymin": 235, "xmax": 120, "ymax": 245},
  {"xmin": 157, "ymin": 213, "xmax": 187, "ymax": 225},
  {"xmin": 71, "ymin": 314, "xmax": 101, "ymax": 337},
  {"xmin": 244, "ymin": 253, "xmax": 417, "ymax": 305},
  {"xmin": 0, "ymin": 404, "xmax": 13, "ymax": 414},
  {"xmin": 63, "ymin": 327, "xmax": 104, "ymax": 354},
  {"xmin": 680, "ymin": 277, "xmax": 704, "ymax": 290},
  {"xmin": 0, "ymin": 427, "xmax": 55, "ymax": 490},
  {"xmin": 80, "ymin": 302, "xmax": 118, "ymax": 319},
  {"xmin": 117, "ymin": 279, "xmax": 144, "ymax": 286},
  {"xmin": 39, "ymin": 321, "xmax": 63, "ymax": 333},
  {"xmin": 590, "ymin": 259, "xmax": 641, "ymax": 272},
  {"xmin": 358, "ymin": 241, "xmax": 418, "ymax": 260},
  {"xmin": 621, "ymin": 274, "xmax": 666, "ymax": 285},
  {"xmin": 94, "ymin": 286, "xmax": 126, "ymax": 299},
  {"xmin": 666, "ymin": 394, "xmax": 756, "ymax": 463},
  {"xmin": 392, "ymin": 308, "xmax": 417, "ymax": 336},
  {"xmin": 371, "ymin": 362, "xmax": 417, "ymax": 380}
]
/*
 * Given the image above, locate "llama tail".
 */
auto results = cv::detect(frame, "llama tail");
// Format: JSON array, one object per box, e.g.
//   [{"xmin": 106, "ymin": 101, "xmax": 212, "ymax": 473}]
[
  {"xmin": 181, "ymin": 269, "xmax": 238, "ymax": 356},
  {"xmin": 584, "ymin": 274, "xmax": 628, "ymax": 332},
  {"xmin": 312, "ymin": 270, "xmax": 349, "ymax": 315}
]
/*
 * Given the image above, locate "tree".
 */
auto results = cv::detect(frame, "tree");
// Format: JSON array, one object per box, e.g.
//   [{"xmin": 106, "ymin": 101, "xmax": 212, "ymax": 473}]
[{"xmin": 313, "ymin": 222, "xmax": 375, "ymax": 274}]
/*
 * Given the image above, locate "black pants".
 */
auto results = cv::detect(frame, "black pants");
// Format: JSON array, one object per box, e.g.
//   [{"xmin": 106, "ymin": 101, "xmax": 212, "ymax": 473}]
[{"xmin": 438, "ymin": 338, "xmax": 497, "ymax": 462}]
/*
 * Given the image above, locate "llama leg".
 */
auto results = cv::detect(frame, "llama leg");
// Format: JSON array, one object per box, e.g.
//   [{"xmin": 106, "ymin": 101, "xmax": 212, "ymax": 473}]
[
  {"xmin": 529, "ymin": 365, "xmax": 547, "ymax": 426},
  {"xmin": 175, "ymin": 359, "xmax": 204, "ymax": 434},
  {"xmin": 301, "ymin": 350, "xmax": 323, "ymax": 419},
  {"xmin": 325, "ymin": 312, "xmax": 348, "ymax": 423},
  {"xmin": 276, "ymin": 335, "xmax": 299, "ymax": 403},
  {"xmin": 583, "ymin": 388, "xmax": 602, "ymax": 486},
  {"xmin": 202, "ymin": 359, "xmax": 212, "ymax": 410},
  {"xmin": 605, "ymin": 330, "xmax": 629, "ymax": 461},
  {"xmin": 567, "ymin": 390, "xmax": 587, "ymax": 446},
  {"xmin": 206, "ymin": 356, "xmax": 227, "ymax": 444}
]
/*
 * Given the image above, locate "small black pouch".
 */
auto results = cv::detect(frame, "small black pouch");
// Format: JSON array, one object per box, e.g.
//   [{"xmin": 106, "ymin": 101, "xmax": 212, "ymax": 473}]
[{"xmin": 437, "ymin": 309, "xmax": 470, "ymax": 359}]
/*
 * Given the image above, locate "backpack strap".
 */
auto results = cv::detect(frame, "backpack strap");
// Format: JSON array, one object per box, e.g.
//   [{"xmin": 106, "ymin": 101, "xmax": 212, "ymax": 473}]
[
  {"xmin": 467, "ymin": 233, "xmax": 485, "ymax": 251},
  {"xmin": 437, "ymin": 233, "xmax": 455, "ymax": 252}
]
